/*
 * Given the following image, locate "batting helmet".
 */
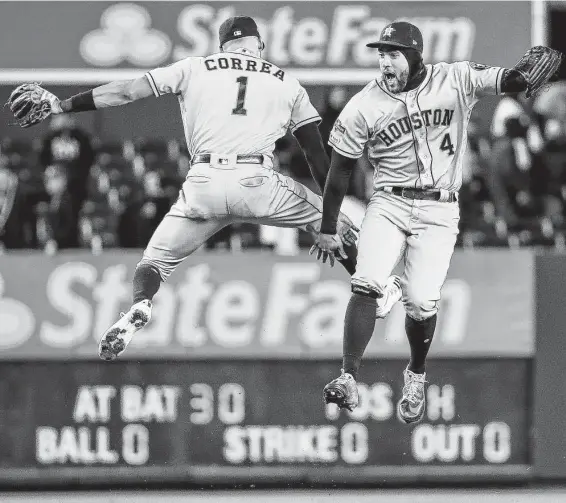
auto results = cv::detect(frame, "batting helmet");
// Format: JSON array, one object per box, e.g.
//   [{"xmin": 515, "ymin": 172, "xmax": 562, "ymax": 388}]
[{"xmin": 366, "ymin": 22, "xmax": 423, "ymax": 53}]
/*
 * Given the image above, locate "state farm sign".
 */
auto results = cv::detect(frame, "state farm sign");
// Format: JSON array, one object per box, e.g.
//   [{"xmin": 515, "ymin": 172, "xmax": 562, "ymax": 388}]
[
  {"xmin": 0, "ymin": 250, "xmax": 533, "ymax": 359},
  {"xmin": 0, "ymin": 1, "xmax": 532, "ymax": 84},
  {"xmin": 78, "ymin": 3, "xmax": 476, "ymax": 68},
  {"xmin": 169, "ymin": 5, "xmax": 475, "ymax": 66}
]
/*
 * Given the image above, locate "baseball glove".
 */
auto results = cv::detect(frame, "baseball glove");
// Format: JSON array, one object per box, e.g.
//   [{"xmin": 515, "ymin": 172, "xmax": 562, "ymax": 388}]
[
  {"xmin": 6, "ymin": 83, "xmax": 60, "ymax": 128},
  {"xmin": 513, "ymin": 46, "xmax": 563, "ymax": 98}
]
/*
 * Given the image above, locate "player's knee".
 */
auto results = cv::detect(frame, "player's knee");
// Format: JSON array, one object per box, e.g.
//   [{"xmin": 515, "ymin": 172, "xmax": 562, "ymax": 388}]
[
  {"xmin": 137, "ymin": 256, "xmax": 176, "ymax": 283},
  {"xmin": 351, "ymin": 279, "xmax": 382, "ymax": 299},
  {"xmin": 403, "ymin": 293, "xmax": 438, "ymax": 321}
]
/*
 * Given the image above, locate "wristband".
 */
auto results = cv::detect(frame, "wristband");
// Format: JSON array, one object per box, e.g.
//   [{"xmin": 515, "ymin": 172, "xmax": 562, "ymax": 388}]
[{"xmin": 65, "ymin": 91, "xmax": 96, "ymax": 112}]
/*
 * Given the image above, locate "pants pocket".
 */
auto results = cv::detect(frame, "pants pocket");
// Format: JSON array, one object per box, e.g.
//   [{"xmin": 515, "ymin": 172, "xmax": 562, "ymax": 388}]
[
  {"xmin": 187, "ymin": 175, "xmax": 211, "ymax": 184},
  {"xmin": 239, "ymin": 176, "xmax": 268, "ymax": 188}
]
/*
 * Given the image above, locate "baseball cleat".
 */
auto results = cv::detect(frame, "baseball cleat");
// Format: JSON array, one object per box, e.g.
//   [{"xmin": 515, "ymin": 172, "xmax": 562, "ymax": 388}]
[
  {"xmin": 98, "ymin": 300, "xmax": 152, "ymax": 361},
  {"xmin": 323, "ymin": 370, "xmax": 359, "ymax": 411},
  {"xmin": 376, "ymin": 275, "xmax": 402, "ymax": 318},
  {"xmin": 397, "ymin": 367, "xmax": 427, "ymax": 424}
]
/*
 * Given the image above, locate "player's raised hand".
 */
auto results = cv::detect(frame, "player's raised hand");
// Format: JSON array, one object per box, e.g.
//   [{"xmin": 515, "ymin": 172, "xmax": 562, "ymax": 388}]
[
  {"xmin": 310, "ymin": 233, "xmax": 347, "ymax": 267},
  {"xmin": 6, "ymin": 83, "xmax": 62, "ymax": 128},
  {"xmin": 336, "ymin": 212, "xmax": 360, "ymax": 247}
]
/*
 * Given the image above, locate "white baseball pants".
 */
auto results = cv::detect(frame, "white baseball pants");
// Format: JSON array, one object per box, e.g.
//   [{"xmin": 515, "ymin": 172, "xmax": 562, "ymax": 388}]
[
  {"xmin": 352, "ymin": 190, "xmax": 459, "ymax": 320},
  {"xmin": 139, "ymin": 159, "xmax": 325, "ymax": 280}
]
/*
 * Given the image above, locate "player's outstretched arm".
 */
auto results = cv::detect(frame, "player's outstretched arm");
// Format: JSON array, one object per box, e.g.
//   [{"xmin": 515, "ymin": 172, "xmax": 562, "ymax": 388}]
[
  {"xmin": 293, "ymin": 122, "xmax": 330, "ymax": 193},
  {"xmin": 7, "ymin": 76, "xmax": 154, "ymax": 128},
  {"xmin": 61, "ymin": 76, "xmax": 154, "ymax": 112}
]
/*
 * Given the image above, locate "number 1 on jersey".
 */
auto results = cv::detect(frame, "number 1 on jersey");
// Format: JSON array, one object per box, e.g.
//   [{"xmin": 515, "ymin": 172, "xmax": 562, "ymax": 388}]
[
  {"xmin": 440, "ymin": 133, "xmax": 455, "ymax": 156},
  {"xmin": 232, "ymin": 76, "xmax": 248, "ymax": 116}
]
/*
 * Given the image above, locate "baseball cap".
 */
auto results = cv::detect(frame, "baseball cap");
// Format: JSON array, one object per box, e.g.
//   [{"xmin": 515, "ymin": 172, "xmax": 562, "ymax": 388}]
[
  {"xmin": 366, "ymin": 21, "xmax": 424, "ymax": 53},
  {"xmin": 219, "ymin": 16, "xmax": 262, "ymax": 48}
]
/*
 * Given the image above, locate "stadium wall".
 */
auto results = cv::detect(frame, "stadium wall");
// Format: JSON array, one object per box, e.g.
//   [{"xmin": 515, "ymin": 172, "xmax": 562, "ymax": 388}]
[
  {"xmin": 0, "ymin": 248, "xmax": 559, "ymax": 487},
  {"xmin": 2, "ymin": 0, "xmax": 563, "ymax": 488},
  {"xmin": 534, "ymin": 254, "xmax": 566, "ymax": 479}
]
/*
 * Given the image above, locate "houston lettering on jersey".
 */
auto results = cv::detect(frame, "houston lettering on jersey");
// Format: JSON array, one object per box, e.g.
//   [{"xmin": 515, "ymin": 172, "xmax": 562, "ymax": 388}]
[
  {"xmin": 328, "ymin": 62, "xmax": 504, "ymax": 191},
  {"xmin": 204, "ymin": 56, "xmax": 285, "ymax": 81},
  {"xmin": 375, "ymin": 108, "xmax": 455, "ymax": 147}
]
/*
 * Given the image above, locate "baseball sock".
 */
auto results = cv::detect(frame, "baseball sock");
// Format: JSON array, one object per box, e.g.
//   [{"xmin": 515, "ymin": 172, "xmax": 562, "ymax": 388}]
[
  {"xmin": 336, "ymin": 242, "xmax": 358, "ymax": 275},
  {"xmin": 405, "ymin": 313, "xmax": 437, "ymax": 374},
  {"xmin": 342, "ymin": 293, "xmax": 378, "ymax": 379},
  {"xmin": 132, "ymin": 263, "xmax": 162, "ymax": 304}
]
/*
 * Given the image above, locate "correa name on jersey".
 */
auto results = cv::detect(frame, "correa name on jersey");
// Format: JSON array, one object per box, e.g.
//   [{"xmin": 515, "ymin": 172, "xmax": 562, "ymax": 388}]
[
  {"xmin": 204, "ymin": 56, "xmax": 286, "ymax": 81},
  {"xmin": 374, "ymin": 108, "xmax": 455, "ymax": 147}
]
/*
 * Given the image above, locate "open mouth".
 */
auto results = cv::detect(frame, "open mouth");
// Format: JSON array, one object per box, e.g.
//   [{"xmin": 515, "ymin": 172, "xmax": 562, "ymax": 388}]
[{"xmin": 383, "ymin": 71, "xmax": 397, "ymax": 85}]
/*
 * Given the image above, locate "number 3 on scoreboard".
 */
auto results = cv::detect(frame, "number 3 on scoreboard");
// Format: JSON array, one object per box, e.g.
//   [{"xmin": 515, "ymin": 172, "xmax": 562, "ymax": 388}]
[{"xmin": 232, "ymin": 76, "xmax": 248, "ymax": 116}]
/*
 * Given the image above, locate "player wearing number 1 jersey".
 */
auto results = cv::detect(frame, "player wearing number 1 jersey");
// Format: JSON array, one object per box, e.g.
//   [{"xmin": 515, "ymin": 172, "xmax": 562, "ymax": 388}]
[
  {"xmin": 311, "ymin": 21, "xmax": 561, "ymax": 422},
  {"xmin": 97, "ymin": 16, "xmax": 370, "ymax": 360},
  {"xmin": 7, "ymin": 16, "xmax": 405, "ymax": 360}
]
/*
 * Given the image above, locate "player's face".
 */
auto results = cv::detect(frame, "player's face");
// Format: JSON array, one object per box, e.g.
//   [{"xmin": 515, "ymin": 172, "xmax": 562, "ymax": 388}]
[{"xmin": 378, "ymin": 49, "xmax": 409, "ymax": 94}]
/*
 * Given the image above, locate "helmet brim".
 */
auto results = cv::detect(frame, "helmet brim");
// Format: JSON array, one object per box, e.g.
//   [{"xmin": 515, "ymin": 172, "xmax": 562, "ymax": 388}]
[{"xmin": 366, "ymin": 41, "xmax": 419, "ymax": 51}]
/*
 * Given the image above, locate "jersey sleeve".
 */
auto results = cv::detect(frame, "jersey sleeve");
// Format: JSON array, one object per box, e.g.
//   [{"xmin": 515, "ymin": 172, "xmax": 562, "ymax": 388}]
[
  {"xmin": 289, "ymin": 85, "xmax": 321, "ymax": 133},
  {"xmin": 145, "ymin": 59, "xmax": 194, "ymax": 96},
  {"xmin": 455, "ymin": 61, "xmax": 505, "ymax": 106},
  {"xmin": 328, "ymin": 96, "xmax": 369, "ymax": 159}
]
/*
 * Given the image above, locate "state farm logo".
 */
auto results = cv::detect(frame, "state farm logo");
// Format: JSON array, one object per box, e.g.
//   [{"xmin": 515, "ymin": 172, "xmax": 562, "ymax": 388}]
[
  {"xmin": 0, "ymin": 260, "xmax": 473, "ymax": 354},
  {"xmin": 173, "ymin": 7, "xmax": 475, "ymax": 66},
  {"xmin": 78, "ymin": 4, "xmax": 475, "ymax": 69},
  {"xmin": 80, "ymin": 3, "xmax": 171, "ymax": 67}
]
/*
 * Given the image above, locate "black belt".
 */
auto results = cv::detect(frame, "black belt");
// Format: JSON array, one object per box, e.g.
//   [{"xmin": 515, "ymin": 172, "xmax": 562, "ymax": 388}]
[
  {"xmin": 191, "ymin": 154, "xmax": 264, "ymax": 165},
  {"xmin": 380, "ymin": 186, "xmax": 458, "ymax": 203}
]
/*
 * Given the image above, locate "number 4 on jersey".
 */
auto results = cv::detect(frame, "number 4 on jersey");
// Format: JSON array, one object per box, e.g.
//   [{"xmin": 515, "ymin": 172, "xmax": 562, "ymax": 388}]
[{"xmin": 440, "ymin": 133, "xmax": 455, "ymax": 156}]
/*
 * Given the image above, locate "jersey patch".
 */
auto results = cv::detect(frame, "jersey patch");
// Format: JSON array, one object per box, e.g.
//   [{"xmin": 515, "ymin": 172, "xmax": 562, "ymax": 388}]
[
  {"xmin": 333, "ymin": 119, "xmax": 346, "ymax": 134},
  {"xmin": 470, "ymin": 62, "xmax": 491, "ymax": 71},
  {"xmin": 329, "ymin": 119, "xmax": 346, "ymax": 145}
]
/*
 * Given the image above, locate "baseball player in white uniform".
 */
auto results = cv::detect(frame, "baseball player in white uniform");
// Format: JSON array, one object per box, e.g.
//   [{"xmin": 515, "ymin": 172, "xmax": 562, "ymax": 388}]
[
  {"xmin": 311, "ymin": 21, "xmax": 562, "ymax": 423},
  {"xmin": 7, "ymin": 16, "xmax": 404, "ymax": 361}
]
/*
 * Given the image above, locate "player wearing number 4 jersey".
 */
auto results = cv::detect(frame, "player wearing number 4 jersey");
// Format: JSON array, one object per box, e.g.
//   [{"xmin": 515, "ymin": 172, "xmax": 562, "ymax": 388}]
[
  {"xmin": 312, "ymin": 22, "xmax": 562, "ymax": 422},
  {"xmin": 6, "ymin": 16, "xmax": 402, "ymax": 361}
]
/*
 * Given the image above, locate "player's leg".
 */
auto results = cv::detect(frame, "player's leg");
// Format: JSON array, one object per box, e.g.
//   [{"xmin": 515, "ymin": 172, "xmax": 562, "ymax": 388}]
[
  {"xmin": 324, "ymin": 197, "xmax": 407, "ymax": 410},
  {"xmin": 99, "ymin": 214, "xmax": 226, "ymax": 361},
  {"xmin": 231, "ymin": 169, "xmax": 359, "ymax": 274},
  {"xmin": 99, "ymin": 174, "xmax": 229, "ymax": 361},
  {"xmin": 397, "ymin": 202, "xmax": 459, "ymax": 424},
  {"xmin": 268, "ymin": 172, "xmax": 360, "ymax": 274},
  {"xmin": 131, "ymin": 170, "xmax": 229, "ymax": 305}
]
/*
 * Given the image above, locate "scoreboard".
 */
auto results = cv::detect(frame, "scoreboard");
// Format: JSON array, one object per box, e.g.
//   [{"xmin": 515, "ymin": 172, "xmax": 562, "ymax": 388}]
[{"xmin": 0, "ymin": 359, "xmax": 530, "ymax": 485}]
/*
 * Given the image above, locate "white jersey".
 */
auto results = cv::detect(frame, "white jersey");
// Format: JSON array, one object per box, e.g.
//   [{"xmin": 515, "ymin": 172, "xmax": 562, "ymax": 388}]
[
  {"xmin": 145, "ymin": 52, "xmax": 320, "ymax": 166},
  {"xmin": 328, "ymin": 62, "xmax": 504, "ymax": 191}
]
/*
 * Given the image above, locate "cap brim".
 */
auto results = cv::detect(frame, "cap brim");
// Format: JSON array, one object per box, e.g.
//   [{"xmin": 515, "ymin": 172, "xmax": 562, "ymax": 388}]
[{"xmin": 366, "ymin": 41, "xmax": 414, "ymax": 50}]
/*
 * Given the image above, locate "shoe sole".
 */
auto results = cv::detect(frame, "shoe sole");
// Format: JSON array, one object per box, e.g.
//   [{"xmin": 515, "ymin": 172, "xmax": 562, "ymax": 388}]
[
  {"xmin": 323, "ymin": 386, "xmax": 355, "ymax": 411},
  {"xmin": 98, "ymin": 308, "xmax": 150, "ymax": 361},
  {"xmin": 396, "ymin": 399, "xmax": 426, "ymax": 424},
  {"xmin": 376, "ymin": 275, "xmax": 402, "ymax": 318}
]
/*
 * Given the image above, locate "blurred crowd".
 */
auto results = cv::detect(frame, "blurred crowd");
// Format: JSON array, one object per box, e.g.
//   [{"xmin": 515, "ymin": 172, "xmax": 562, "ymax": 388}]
[{"xmin": 2, "ymin": 84, "xmax": 566, "ymax": 254}]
